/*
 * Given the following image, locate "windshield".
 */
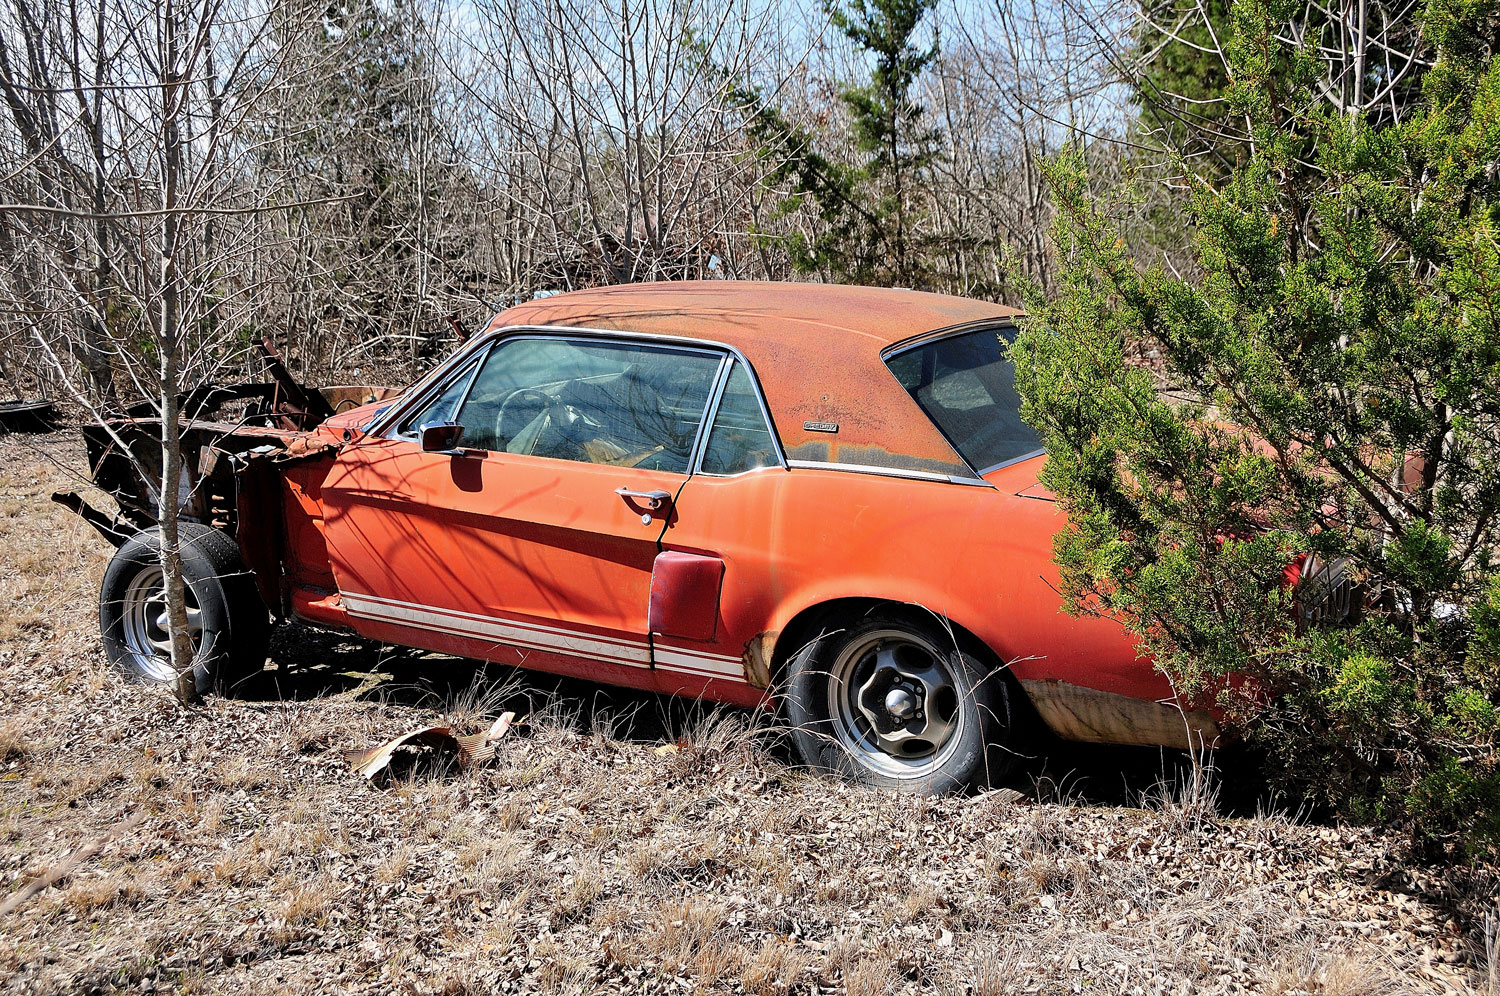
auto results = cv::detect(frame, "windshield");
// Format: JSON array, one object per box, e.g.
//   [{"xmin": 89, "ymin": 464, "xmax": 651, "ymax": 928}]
[{"xmin": 885, "ymin": 326, "xmax": 1043, "ymax": 473}]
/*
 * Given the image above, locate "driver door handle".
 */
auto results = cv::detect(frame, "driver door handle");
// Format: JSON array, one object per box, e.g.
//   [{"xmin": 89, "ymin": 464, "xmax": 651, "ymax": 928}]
[
  {"xmin": 615, "ymin": 486, "xmax": 673, "ymax": 524},
  {"xmin": 614, "ymin": 486, "xmax": 671, "ymax": 510}
]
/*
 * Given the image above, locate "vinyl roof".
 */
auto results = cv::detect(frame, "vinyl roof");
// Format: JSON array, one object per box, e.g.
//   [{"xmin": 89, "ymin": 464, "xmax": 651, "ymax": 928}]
[{"xmin": 490, "ymin": 281, "xmax": 1023, "ymax": 478}]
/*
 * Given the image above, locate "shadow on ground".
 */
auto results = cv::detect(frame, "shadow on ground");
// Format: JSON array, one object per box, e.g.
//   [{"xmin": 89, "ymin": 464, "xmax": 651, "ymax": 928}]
[
  {"xmin": 235, "ymin": 621, "xmax": 746, "ymax": 748},
  {"xmin": 234, "ymin": 621, "xmax": 1279, "ymax": 817}
]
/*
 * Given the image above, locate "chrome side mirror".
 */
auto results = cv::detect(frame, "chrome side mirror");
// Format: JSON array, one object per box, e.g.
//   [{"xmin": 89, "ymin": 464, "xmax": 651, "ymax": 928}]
[{"xmin": 419, "ymin": 421, "xmax": 465, "ymax": 452}]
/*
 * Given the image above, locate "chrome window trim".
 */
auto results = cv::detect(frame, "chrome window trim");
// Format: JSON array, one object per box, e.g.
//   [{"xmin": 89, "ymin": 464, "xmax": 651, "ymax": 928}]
[
  {"xmin": 392, "ymin": 351, "xmax": 486, "ymax": 441},
  {"xmin": 379, "ymin": 336, "xmax": 494, "ymax": 437},
  {"xmin": 691, "ymin": 358, "xmax": 789, "ymax": 478},
  {"xmin": 379, "ymin": 322, "xmax": 1057, "ymax": 487},
  {"xmin": 685, "ymin": 355, "xmax": 733, "ymax": 474},
  {"xmin": 688, "ymin": 357, "xmax": 734, "ymax": 475},
  {"xmin": 785, "ymin": 459, "xmax": 996, "ymax": 488},
  {"xmin": 694, "ymin": 463, "xmax": 787, "ymax": 482},
  {"xmin": 880, "ymin": 317, "xmax": 1019, "ymax": 363},
  {"xmin": 369, "ymin": 324, "xmax": 787, "ymax": 472},
  {"xmin": 977, "ymin": 448, "xmax": 1046, "ymax": 475}
]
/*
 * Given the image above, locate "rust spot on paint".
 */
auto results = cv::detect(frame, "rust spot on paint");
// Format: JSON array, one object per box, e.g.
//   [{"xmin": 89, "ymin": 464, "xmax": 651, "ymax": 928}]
[
  {"xmin": 1019, "ymin": 679, "xmax": 1221, "ymax": 750},
  {"xmin": 741, "ymin": 631, "xmax": 776, "ymax": 688}
]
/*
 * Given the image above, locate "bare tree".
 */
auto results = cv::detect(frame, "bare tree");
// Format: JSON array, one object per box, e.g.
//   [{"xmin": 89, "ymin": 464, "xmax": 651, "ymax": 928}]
[
  {"xmin": 0, "ymin": 0, "xmax": 325, "ymax": 701},
  {"xmin": 450, "ymin": 0, "xmax": 795, "ymax": 290},
  {"xmin": 934, "ymin": 0, "xmax": 1137, "ymax": 295},
  {"xmin": 1127, "ymin": 0, "xmax": 1429, "ymax": 168}
]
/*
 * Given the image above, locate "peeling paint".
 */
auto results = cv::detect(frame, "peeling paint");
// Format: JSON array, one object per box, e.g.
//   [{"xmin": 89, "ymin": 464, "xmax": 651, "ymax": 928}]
[{"xmin": 741, "ymin": 631, "xmax": 776, "ymax": 688}]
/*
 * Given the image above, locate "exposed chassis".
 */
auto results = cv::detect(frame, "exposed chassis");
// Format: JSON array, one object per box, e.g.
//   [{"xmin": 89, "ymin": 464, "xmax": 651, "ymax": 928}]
[{"xmin": 53, "ymin": 340, "xmax": 397, "ymax": 620}]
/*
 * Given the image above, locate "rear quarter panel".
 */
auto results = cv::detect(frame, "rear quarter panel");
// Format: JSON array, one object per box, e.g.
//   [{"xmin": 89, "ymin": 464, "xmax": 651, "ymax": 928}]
[{"xmin": 662, "ymin": 458, "xmax": 1171, "ymax": 707}]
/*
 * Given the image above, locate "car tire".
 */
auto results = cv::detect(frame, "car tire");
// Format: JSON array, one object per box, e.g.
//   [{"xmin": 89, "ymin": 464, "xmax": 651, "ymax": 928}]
[
  {"xmin": 784, "ymin": 608, "xmax": 1016, "ymax": 794},
  {"xmin": 99, "ymin": 522, "xmax": 270, "ymax": 696}
]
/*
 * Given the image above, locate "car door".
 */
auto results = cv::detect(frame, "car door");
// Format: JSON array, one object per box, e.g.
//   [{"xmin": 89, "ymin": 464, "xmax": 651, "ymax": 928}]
[
  {"xmin": 320, "ymin": 332, "xmax": 727, "ymax": 684},
  {"xmin": 648, "ymin": 359, "xmax": 790, "ymax": 701}
]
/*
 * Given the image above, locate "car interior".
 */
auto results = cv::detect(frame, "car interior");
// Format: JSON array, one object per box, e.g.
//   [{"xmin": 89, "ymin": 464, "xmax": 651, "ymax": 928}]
[
  {"xmin": 489, "ymin": 365, "xmax": 702, "ymax": 472},
  {"xmin": 887, "ymin": 327, "xmax": 1043, "ymax": 472}
]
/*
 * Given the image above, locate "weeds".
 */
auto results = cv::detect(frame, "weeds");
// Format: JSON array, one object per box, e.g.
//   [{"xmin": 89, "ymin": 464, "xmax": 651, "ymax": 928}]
[
  {"xmin": 1138, "ymin": 740, "xmax": 1221, "ymax": 835},
  {"xmin": 0, "ymin": 720, "xmax": 30, "ymax": 766},
  {"xmin": 1483, "ymin": 907, "xmax": 1499, "ymax": 996},
  {"xmin": 967, "ymin": 940, "xmax": 1022, "ymax": 996},
  {"xmin": 740, "ymin": 936, "xmax": 810, "ymax": 996}
]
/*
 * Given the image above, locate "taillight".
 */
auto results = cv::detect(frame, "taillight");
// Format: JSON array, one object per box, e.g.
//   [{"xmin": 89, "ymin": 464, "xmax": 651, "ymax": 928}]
[{"xmin": 1289, "ymin": 553, "xmax": 1361, "ymax": 630}]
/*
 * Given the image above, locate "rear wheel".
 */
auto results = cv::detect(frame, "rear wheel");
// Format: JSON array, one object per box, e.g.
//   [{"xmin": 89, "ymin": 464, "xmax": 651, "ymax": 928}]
[
  {"xmin": 100, "ymin": 522, "xmax": 269, "ymax": 695},
  {"xmin": 785, "ymin": 609, "xmax": 1016, "ymax": 793}
]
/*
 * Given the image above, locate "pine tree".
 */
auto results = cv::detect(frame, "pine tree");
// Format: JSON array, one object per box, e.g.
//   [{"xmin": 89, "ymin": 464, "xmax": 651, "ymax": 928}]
[
  {"xmin": 1015, "ymin": 0, "xmax": 1500, "ymax": 854},
  {"xmin": 739, "ymin": 0, "xmax": 943, "ymax": 287}
]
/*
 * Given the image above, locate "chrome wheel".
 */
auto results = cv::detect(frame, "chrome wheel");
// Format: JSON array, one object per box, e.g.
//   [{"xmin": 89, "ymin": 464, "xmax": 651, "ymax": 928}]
[
  {"xmin": 825, "ymin": 628, "xmax": 966, "ymax": 779},
  {"xmin": 120, "ymin": 566, "xmax": 202, "ymax": 681}
]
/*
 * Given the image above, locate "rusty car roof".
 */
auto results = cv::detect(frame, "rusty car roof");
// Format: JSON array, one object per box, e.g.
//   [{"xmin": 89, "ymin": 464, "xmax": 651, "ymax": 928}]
[{"xmin": 490, "ymin": 282, "xmax": 1022, "ymax": 479}]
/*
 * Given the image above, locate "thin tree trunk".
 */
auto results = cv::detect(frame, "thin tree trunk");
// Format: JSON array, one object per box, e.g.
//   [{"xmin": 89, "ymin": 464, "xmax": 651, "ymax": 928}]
[{"xmin": 157, "ymin": 0, "xmax": 196, "ymax": 705}]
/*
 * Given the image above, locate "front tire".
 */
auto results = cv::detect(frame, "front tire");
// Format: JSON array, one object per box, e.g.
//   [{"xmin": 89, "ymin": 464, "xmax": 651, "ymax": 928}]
[
  {"xmin": 99, "ymin": 522, "xmax": 269, "ymax": 696},
  {"xmin": 784, "ymin": 609, "xmax": 1016, "ymax": 793}
]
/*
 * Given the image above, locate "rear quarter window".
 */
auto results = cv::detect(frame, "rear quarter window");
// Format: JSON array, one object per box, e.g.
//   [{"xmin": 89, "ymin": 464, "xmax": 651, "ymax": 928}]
[{"xmin": 885, "ymin": 327, "xmax": 1042, "ymax": 473}]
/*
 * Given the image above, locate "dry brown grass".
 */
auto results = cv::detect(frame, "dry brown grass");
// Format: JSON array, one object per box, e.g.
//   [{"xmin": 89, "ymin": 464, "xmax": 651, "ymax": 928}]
[
  {"xmin": 0, "ymin": 718, "xmax": 30, "ymax": 767},
  {"xmin": 60, "ymin": 869, "xmax": 146, "ymax": 915},
  {"xmin": 843, "ymin": 952, "xmax": 895, "ymax": 996},
  {"xmin": 375, "ymin": 842, "xmax": 413, "ymax": 883},
  {"xmin": 1481, "ymin": 908, "xmax": 1500, "ymax": 996},
  {"xmin": 740, "ymin": 936, "xmax": 811, "ymax": 996},
  {"xmin": 267, "ymin": 872, "xmax": 336, "ymax": 948},
  {"xmin": 966, "ymin": 941, "xmax": 1023, "ymax": 996},
  {"xmin": 1268, "ymin": 951, "xmax": 1405, "ymax": 996},
  {"xmin": 554, "ymin": 859, "xmax": 602, "ymax": 921},
  {"xmin": 209, "ymin": 829, "xmax": 279, "ymax": 886}
]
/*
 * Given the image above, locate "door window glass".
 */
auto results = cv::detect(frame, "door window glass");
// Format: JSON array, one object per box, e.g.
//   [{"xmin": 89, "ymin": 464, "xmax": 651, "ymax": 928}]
[
  {"xmin": 400, "ymin": 355, "xmax": 481, "ymax": 434},
  {"xmin": 700, "ymin": 362, "xmax": 778, "ymax": 475},
  {"xmin": 452, "ymin": 337, "xmax": 723, "ymax": 473}
]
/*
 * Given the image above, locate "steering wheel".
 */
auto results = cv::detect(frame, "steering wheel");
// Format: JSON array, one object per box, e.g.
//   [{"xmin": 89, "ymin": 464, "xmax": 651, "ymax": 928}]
[{"xmin": 496, "ymin": 388, "xmax": 555, "ymax": 448}]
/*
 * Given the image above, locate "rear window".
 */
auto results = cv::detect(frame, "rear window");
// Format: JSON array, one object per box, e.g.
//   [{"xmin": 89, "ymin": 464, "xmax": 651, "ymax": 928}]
[{"xmin": 885, "ymin": 327, "xmax": 1042, "ymax": 473}]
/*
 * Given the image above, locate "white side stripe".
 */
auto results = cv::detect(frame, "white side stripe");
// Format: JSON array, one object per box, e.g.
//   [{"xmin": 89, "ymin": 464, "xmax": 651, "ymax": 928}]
[
  {"xmin": 344, "ymin": 592, "xmax": 651, "ymax": 667},
  {"xmin": 653, "ymin": 648, "xmax": 743, "ymax": 677},
  {"xmin": 348, "ymin": 591, "xmax": 652, "ymax": 654},
  {"xmin": 342, "ymin": 592, "xmax": 743, "ymax": 680}
]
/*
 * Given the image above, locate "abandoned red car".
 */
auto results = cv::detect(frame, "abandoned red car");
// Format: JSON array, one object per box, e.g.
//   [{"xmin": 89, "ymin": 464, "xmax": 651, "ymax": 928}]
[{"xmin": 68, "ymin": 282, "xmax": 1219, "ymax": 792}]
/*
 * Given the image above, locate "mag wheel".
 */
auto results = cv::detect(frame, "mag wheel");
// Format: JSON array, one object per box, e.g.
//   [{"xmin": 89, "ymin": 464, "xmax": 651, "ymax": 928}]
[
  {"xmin": 119, "ymin": 563, "xmax": 204, "ymax": 682},
  {"xmin": 785, "ymin": 609, "xmax": 1016, "ymax": 794},
  {"xmin": 100, "ymin": 522, "xmax": 269, "ymax": 696}
]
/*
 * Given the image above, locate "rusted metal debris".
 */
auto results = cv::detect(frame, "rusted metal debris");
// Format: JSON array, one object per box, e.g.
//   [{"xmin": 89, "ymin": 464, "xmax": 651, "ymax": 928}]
[
  {"xmin": 344, "ymin": 712, "xmax": 520, "ymax": 780},
  {"xmin": 50, "ymin": 490, "xmax": 134, "ymax": 547},
  {"xmin": 257, "ymin": 337, "xmax": 335, "ymax": 431},
  {"xmin": 56, "ymin": 329, "xmax": 396, "ymax": 556}
]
